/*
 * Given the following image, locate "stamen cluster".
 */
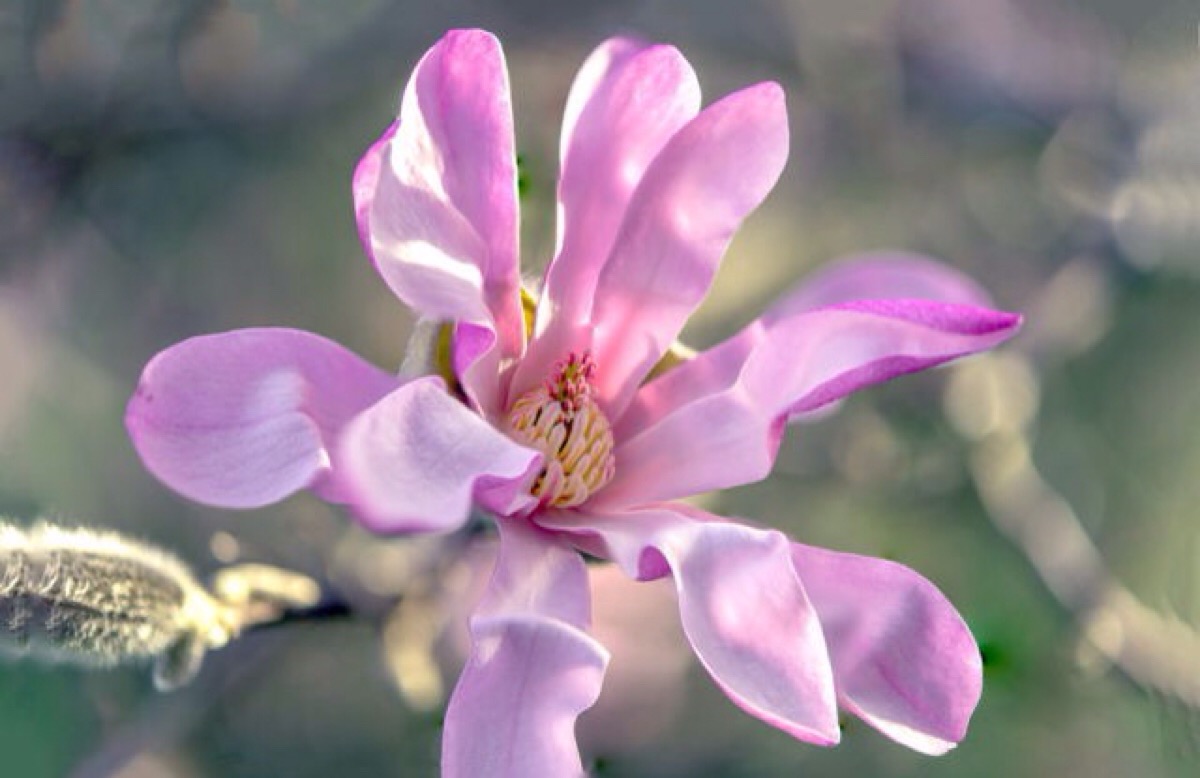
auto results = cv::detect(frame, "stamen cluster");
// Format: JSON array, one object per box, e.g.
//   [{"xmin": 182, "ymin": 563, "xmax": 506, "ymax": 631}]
[{"xmin": 506, "ymin": 352, "xmax": 616, "ymax": 507}]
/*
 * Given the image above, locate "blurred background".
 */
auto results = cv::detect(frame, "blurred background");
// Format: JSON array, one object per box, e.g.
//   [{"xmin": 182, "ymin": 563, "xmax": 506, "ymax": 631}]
[{"xmin": 1, "ymin": 0, "xmax": 1198, "ymax": 775}]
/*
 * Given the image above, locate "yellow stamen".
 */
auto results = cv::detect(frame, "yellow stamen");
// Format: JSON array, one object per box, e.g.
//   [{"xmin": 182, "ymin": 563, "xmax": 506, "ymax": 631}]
[{"xmin": 507, "ymin": 352, "xmax": 616, "ymax": 508}]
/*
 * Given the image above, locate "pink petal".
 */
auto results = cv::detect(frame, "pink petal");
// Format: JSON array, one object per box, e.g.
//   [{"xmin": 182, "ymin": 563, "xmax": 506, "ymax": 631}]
[
  {"xmin": 791, "ymin": 543, "xmax": 983, "ymax": 754},
  {"xmin": 357, "ymin": 29, "xmax": 523, "ymax": 410},
  {"xmin": 443, "ymin": 518, "xmax": 607, "ymax": 777},
  {"xmin": 125, "ymin": 328, "xmax": 398, "ymax": 509},
  {"xmin": 602, "ymin": 300, "xmax": 1020, "ymax": 507},
  {"xmin": 513, "ymin": 39, "xmax": 701, "ymax": 397},
  {"xmin": 443, "ymin": 615, "xmax": 608, "ymax": 778},
  {"xmin": 587, "ymin": 82, "xmax": 789, "ymax": 416},
  {"xmin": 351, "ymin": 121, "xmax": 398, "ymax": 251},
  {"xmin": 550, "ymin": 38, "xmax": 702, "ymax": 325},
  {"xmin": 542, "ymin": 506, "xmax": 841, "ymax": 746},
  {"xmin": 474, "ymin": 518, "xmax": 592, "ymax": 626},
  {"xmin": 451, "ymin": 319, "xmax": 506, "ymax": 418},
  {"xmin": 764, "ymin": 251, "xmax": 996, "ymax": 319},
  {"xmin": 336, "ymin": 378, "xmax": 541, "ymax": 533}
]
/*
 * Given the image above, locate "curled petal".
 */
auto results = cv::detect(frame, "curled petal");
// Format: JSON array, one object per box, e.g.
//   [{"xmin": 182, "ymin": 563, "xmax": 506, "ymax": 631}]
[
  {"xmin": 542, "ymin": 506, "xmax": 841, "ymax": 746},
  {"xmin": 358, "ymin": 29, "xmax": 522, "ymax": 410},
  {"xmin": 126, "ymin": 328, "xmax": 398, "ymax": 509},
  {"xmin": 452, "ymin": 320, "xmax": 505, "ymax": 418},
  {"xmin": 514, "ymin": 38, "xmax": 701, "ymax": 396},
  {"xmin": 603, "ymin": 300, "xmax": 1020, "ymax": 506},
  {"xmin": 443, "ymin": 519, "xmax": 606, "ymax": 777},
  {"xmin": 352, "ymin": 121, "xmax": 398, "ymax": 251},
  {"xmin": 336, "ymin": 378, "xmax": 541, "ymax": 533},
  {"xmin": 475, "ymin": 517, "xmax": 592, "ymax": 626},
  {"xmin": 792, "ymin": 543, "xmax": 983, "ymax": 754},
  {"xmin": 443, "ymin": 615, "xmax": 608, "ymax": 778},
  {"xmin": 587, "ymin": 81, "xmax": 789, "ymax": 416}
]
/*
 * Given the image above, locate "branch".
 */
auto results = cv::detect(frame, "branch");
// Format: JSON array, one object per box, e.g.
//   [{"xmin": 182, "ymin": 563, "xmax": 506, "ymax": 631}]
[{"xmin": 948, "ymin": 353, "xmax": 1200, "ymax": 708}]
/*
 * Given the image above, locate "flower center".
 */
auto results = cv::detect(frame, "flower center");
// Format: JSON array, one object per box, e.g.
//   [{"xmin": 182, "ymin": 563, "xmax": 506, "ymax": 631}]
[{"xmin": 506, "ymin": 352, "xmax": 616, "ymax": 508}]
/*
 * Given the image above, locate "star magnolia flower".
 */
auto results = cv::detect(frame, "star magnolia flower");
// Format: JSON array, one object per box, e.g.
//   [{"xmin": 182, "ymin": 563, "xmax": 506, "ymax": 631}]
[{"xmin": 126, "ymin": 29, "xmax": 1021, "ymax": 776}]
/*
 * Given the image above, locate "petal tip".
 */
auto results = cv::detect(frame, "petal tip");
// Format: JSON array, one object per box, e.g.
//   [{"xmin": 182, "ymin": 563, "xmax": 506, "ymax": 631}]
[
  {"xmin": 438, "ymin": 27, "xmax": 503, "ymax": 57},
  {"xmin": 977, "ymin": 308, "xmax": 1024, "ymax": 339}
]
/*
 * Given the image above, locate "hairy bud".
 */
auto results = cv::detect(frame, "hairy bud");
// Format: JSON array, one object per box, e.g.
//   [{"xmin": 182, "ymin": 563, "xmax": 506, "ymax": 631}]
[{"xmin": 0, "ymin": 523, "xmax": 319, "ymax": 690}]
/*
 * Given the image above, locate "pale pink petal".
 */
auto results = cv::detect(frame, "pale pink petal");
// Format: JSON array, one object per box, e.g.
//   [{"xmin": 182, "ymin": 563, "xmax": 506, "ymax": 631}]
[
  {"xmin": 358, "ymin": 29, "xmax": 522, "ymax": 412},
  {"xmin": 451, "ymin": 319, "xmax": 505, "ymax": 418},
  {"xmin": 513, "ymin": 39, "xmax": 701, "ymax": 397},
  {"xmin": 765, "ymin": 251, "xmax": 996, "ymax": 319},
  {"xmin": 474, "ymin": 518, "xmax": 591, "ymax": 625},
  {"xmin": 542, "ymin": 506, "xmax": 841, "ymax": 746},
  {"xmin": 443, "ymin": 615, "xmax": 608, "ymax": 778},
  {"xmin": 336, "ymin": 378, "xmax": 541, "ymax": 533},
  {"xmin": 550, "ymin": 38, "xmax": 702, "ymax": 325},
  {"xmin": 443, "ymin": 518, "xmax": 607, "ymax": 777},
  {"xmin": 587, "ymin": 82, "xmax": 789, "ymax": 416},
  {"xmin": 791, "ymin": 543, "xmax": 983, "ymax": 755},
  {"xmin": 125, "ymin": 328, "xmax": 398, "ymax": 509},
  {"xmin": 351, "ymin": 121, "xmax": 397, "ymax": 250},
  {"xmin": 602, "ymin": 301, "xmax": 1020, "ymax": 507}
]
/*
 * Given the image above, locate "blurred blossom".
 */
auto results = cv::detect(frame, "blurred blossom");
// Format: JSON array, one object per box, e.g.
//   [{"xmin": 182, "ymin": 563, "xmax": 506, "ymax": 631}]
[
  {"xmin": 328, "ymin": 529, "xmax": 470, "ymax": 710},
  {"xmin": 577, "ymin": 566, "xmax": 690, "ymax": 753},
  {"xmin": 383, "ymin": 582, "xmax": 447, "ymax": 712},
  {"xmin": 124, "ymin": 29, "xmax": 1020, "ymax": 776},
  {"xmin": 896, "ymin": 0, "xmax": 1117, "ymax": 117}
]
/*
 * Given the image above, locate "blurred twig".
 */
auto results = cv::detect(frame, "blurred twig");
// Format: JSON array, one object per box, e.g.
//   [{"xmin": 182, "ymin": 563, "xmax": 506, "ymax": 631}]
[{"xmin": 949, "ymin": 352, "xmax": 1200, "ymax": 709}]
